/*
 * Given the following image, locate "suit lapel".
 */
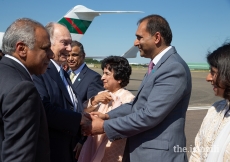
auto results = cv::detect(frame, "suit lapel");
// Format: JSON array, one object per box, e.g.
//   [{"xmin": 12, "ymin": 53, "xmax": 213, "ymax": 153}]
[
  {"xmin": 73, "ymin": 64, "xmax": 87, "ymax": 89},
  {"xmin": 135, "ymin": 46, "xmax": 177, "ymax": 97},
  {"xmin": 135, "ymin": 73, "xmax": 148, "ymax": 98},
  {"xmin": 153, "ymin": 46, "xmax": 177, "ymax": 71},
  {"xmin": 47, "ymin": 62, "xmax": 72, "ymax": 105}
]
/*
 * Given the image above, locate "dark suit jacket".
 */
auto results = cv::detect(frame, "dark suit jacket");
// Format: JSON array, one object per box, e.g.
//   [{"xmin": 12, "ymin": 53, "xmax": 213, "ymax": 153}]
[
  {"xmin": 104, "ymin": 47, "xmax": 191, "ymax": 162},
  {"xmin": 0, "ymin": 57, "xmax": 50, "ymax": 162},
  {"xmin": 33, "ymin": 61, "xmax": 82, "ymax": 162},
  {"xmin": 72, "ymin": 64, "xmax": 104, "ymax": 104}
]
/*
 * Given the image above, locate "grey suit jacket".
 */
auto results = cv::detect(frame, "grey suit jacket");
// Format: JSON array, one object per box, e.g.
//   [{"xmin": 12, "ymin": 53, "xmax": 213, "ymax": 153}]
[{"xmin": 104, "ymin": 47, "xmax": 191, "ymax": 162}]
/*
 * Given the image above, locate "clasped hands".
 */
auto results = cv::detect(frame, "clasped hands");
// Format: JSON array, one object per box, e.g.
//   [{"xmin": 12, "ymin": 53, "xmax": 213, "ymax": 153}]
[
  {"xmin": 80, "ymin": 92, "xmax": 111, "ymax": 136},
  {"xmin": 80, "ymin": 111, "xmax": 109, "ymax": 136}
]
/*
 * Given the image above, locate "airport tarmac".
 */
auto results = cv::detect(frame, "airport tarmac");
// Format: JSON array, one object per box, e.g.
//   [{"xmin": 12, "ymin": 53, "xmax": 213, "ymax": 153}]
[{"xmin": 92, "ymin": 67, "xmax": 221, "ymax": 158}]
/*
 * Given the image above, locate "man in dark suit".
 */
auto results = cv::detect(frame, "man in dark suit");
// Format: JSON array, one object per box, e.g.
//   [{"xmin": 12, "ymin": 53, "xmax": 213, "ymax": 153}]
[
  {"xmin": 33, "ymin": 23, "xmax": 84, "ymax": 162},
  {"xmin": 67, "ymin": 40, "xmax": 104, "ymax": 104},
  {"xmin": 66, "ymin": 41, "xmax": 104, "ymax": 159},
  {"xmin": 83, "ymin": 14, "xmax": 192, "ymax": 162},
  {"xmin": 0, "ymin": 18, "xmax": 53, "ymax": 162}
]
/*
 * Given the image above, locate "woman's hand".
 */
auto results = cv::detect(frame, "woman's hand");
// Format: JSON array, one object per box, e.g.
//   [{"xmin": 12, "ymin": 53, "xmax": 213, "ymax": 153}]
[{"xmin": 91, "ymin": 92, "xmax": 113, "ymax": 106}]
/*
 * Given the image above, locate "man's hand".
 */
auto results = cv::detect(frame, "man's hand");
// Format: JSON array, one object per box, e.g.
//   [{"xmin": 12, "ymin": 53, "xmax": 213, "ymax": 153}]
[
  {"xmin": 82, "ymin": 113, "xmax": 105, "ymax": 136},
  {"xmin": 73, "ymin": 143, "xmax": 82, "ymax": 160},
  {"xmin": 90, "ymin": 112, "xmax": 110, "ymax": 120},
  {"xmin": 80, "ymin": 113, "xmax": 91, "ymax": 125}
]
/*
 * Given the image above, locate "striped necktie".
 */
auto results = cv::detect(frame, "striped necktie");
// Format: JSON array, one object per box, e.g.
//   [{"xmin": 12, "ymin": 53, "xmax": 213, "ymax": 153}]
[
  {"xmin": 60, "ymin": 68, "xmax": 75, "ymax": 111},
  {"xmin": 69, "ymin": 71, "xmax": 76, "ymax": 83}
]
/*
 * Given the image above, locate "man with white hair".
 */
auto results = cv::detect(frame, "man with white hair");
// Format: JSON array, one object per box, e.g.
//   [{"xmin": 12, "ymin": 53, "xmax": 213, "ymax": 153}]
[{"xmin": 33, "ymin": 23, "xmax": 84, "ymax": 162}]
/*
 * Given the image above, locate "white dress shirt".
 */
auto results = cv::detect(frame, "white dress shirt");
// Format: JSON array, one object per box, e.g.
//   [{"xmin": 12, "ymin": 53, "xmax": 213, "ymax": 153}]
[
  {"xmin": 70, "ymin": 62, "xmax": 86, "ymax": 83},
  {"xmin": 152, "ymin": 46, "xmax": 172, "ymax": 65}
]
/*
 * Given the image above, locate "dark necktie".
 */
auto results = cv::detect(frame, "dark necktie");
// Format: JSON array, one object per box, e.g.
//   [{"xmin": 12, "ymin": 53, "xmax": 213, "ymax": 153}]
[
  {"xmin": 60, "ymin": 68, "xmax": 75, "ymax": 111},
  {"xmin": 148, "ymin": 60, "xmax": 154, "ymax": 74},
  {"xmin": 59, "ymin": 68, "xmax": 65, "ymax": 82}
]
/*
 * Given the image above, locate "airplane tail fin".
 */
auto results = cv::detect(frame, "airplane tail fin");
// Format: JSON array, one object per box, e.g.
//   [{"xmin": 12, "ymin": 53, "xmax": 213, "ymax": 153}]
[
  {"xmin": 58, "ymin": 5, "xmax": 142, "ymax": 41},
  {"xmin": 121, "ymin": 46, "xmax": 139, "ymax": 58}
]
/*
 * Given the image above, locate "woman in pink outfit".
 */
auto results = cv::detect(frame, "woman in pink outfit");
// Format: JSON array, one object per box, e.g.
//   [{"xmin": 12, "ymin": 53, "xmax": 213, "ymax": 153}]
[{"xmin": 78, "ymin": 56, "xmax": 135, "ymax": 162}]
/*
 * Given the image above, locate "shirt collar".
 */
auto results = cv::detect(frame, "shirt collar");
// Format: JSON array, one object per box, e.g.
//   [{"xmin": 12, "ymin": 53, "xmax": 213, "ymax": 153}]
[
  {"xmin": 152, "ymin": 46, "xmax": 172, "ymax": 65},
  {"xmin": 72, "ymin": 62, "xmax": 86, "ymax": 74},
  {"xmin": 51, "ymin": 59, "xmax": 61, "ymax": 72},
  {"xmin": 5, "ymin": 54, "xmax": 33, "ymax": 80}
]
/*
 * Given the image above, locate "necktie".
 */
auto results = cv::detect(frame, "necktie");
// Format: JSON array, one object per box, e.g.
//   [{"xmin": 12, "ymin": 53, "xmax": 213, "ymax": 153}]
[
  {"xmin": 59, "ymin": 68, "xmax": 65, "ymax": 82},
  {"xmin": 60, "ymin": 68, "xmax": 75, "ymax": 111},
  {"xmin": 148, "ymin": 60, "xmax": 154, "ymax": 74},
  {"xmin": 69, "ymin": 71, "xmax": 75, "ymax": 83}
]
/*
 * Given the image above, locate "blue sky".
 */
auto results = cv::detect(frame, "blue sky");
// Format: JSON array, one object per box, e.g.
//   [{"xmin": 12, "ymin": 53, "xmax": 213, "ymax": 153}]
[{"xmin": 0, "ymin": 0, "xmax": 230, "ymax": 64}]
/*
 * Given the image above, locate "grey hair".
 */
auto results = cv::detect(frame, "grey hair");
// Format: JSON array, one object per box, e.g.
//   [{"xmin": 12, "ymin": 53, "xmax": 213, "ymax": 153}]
[
  {"xmin": 45, "ymin": 22, "xmax": 68, "ymax": 45},
  {"xmin": 45, "ymin": 22, "xmax": 56, "ymax": 45},
  {"xmin": 2, "ymin": 18, "xmax": 44, "ymax": 54}
]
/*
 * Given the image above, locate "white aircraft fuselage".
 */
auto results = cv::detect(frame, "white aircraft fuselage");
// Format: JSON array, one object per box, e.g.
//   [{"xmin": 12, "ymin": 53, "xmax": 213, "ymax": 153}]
[{"xmin": 0, "ymin": 5, "xmax": 142, "ymax": 58}]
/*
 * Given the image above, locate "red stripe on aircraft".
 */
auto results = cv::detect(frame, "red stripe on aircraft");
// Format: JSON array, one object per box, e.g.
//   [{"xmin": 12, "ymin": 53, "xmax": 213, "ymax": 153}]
[{"xmin": 65, "ymin": 17, "xmax": 83, "ymax": 34}]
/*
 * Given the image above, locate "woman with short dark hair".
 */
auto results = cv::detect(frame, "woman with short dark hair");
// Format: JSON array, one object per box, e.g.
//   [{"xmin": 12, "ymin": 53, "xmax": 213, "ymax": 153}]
[
  {"xmin": 190, "ymin": 42, "xmax": 230, "ymax": 162},
  {"xmin": 101, "ymin": 56, "xmax": 132, "ymax": 88},
  {"xmin": 78, "ymin": 56, "xmax": 134, "ymax": 162}
]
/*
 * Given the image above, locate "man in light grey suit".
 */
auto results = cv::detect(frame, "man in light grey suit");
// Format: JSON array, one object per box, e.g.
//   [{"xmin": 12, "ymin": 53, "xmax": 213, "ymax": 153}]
[{"xmin": 82, "ymin": 14, "xmax": 191, "ymax": 162}]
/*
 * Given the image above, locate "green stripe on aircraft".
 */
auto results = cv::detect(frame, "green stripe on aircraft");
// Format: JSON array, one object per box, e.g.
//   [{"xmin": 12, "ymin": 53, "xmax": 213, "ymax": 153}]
[{"xmin": 58, "ymin": 18, "xmax": 92, "ymax": 34}]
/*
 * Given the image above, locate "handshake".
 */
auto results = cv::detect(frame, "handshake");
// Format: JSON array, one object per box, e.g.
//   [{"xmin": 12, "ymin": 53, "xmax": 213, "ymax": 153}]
[{"xmin": 80, "ymin": 112, "xmax": 110, "ymax": 136}]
